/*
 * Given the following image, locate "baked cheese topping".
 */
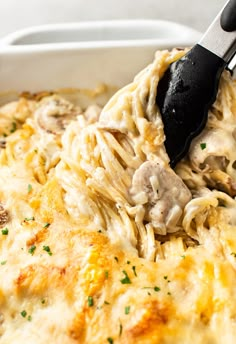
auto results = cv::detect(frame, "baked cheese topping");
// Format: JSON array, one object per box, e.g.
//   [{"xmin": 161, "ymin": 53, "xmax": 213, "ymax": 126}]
[{"xmin": 0, "ymin": 49, "xmax": 236, "ymax": 343}]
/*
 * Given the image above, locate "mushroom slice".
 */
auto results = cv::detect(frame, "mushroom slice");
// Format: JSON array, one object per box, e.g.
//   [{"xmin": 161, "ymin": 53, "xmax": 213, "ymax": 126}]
[
  {"xmin": 35, "ymin": 96, "xmax": 81, "ymax": 134},
  {"xmin": 0, "ymin": 203, "xmax": 9, "ymax": 227},
  {"xmin": 130, "ymin": 161, "xmax": 191, "ymax": 233}
]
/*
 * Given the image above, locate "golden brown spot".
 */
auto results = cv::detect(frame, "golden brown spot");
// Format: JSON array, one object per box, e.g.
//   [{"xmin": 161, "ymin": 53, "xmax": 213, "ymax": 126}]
[
  {"xmin": 127, "ymin": 300, "xmax": 170, "ymax": 338},
  {"xmin": 15, "ymin": 264, "xmax": 70, "ymax": 297},
  {"xmin": 26, "ymin": 227, "xmax": 48, "ymax": 246},
  {"xmin": 37, "ymin": 178, "xmax": 68, "ymax": 222},
  {"xmin": 200, "ymin": 311, "xmax": 210, "ymax": 325},
  {"xmin": 68, "ymin": 310, "xmax": 86, "ymax": 341},
  {"xmin": 20, "ymin": 91, "xmax": 54, "ymax": 101}
]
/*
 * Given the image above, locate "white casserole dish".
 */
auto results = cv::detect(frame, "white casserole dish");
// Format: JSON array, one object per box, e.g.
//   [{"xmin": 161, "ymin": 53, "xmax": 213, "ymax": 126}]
[{"xmin": 0, "ymin": 20, "xmax": 200, "ymax": 99}]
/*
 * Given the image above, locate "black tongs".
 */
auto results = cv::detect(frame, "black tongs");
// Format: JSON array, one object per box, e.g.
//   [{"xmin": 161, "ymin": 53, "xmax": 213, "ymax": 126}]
[{"xmin": 156, "ymin": 0, "xmax": 236, "ymax": 167}]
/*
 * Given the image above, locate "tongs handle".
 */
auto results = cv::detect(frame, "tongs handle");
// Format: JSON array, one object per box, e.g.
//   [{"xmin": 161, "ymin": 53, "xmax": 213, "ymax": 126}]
[{"xmin": 199, "ymin": 0, "xmax": 236, "ymax": 65}]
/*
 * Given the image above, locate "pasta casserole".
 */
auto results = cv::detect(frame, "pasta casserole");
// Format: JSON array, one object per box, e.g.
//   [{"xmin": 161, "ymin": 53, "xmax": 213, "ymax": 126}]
[{"xmin": 0, "ymin": 49, "xmax": 236, "ymax": 343}]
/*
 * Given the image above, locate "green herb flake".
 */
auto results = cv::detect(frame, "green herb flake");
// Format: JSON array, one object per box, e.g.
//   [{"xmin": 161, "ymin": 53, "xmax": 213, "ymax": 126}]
[
  {"xmin": 164, "ymin": 275, "xmax": 168, "ymax": 280},
  {"xmin": 10, "ymin": 122, "xmax": 17, "ymax": 133},
  {"xmin": 126, "ymin": 260, "xmax": 130, "ymax": 264},
  {"xmin": 104, "ymin": 301, "xmax": 110, "ymax": 305},
  {"xmin": 43, "ymin": 245, "xmax": 52, "ymax": 256},
  {"xmin": 119, "ymin": 323, "xmax": 123, "ymax": 336},
  {"xmin": 231, "ymin": 252, "xmax": 236, "ymax": 257},
  {"xmin": 97, "ymin": 230, "xmax": 102, "ymax": 233},
  {"xmin": 21, "ymin": 310, "xmax": 27, "ymax": 318},
  {"xmin": 107, "ymin": 337, "xmax": 113, "ymax": 344},
  {"xmin": 24, "ymin": 217, "xmax": 35, "ymax": 222},
  {"xmin": 200, "ymin": 142, "xmax": 206, "ymax": 150},
  {"xmin": 27, "ymin": 184, "xmax": 32, "ymax": 193},
  {"xmin": 125, "ymin": 306, "xmax": 130, "ymax": 315},
  {"xmin": 28, "ymin": 245, "xmax": 36, "ymax": 255},
  {"xmin": 1, "ymin": 228, "xmax": 8, "ymax": 235},
  {"xmin": 147, "ymin": 292, "xmax": 151, "ymax": 296},
  {"xmin": 181, "ymin": 255, "xmax": 186, "ymax": 259},
  {"xmin": 132, "ymin": 266, "xmax": 137, "ymax": 277},
  {"xmin": 154, "ymin": 286, "xmax": 161, "ymax": 292},
  {"xmin": 104, "ymin": 270, "xmax": 109, "ymax": 279},
  {"xmin": 1, "ymin": 261, "xmax": 7, "ymax": 265},
  {"xmin": 41, "ymin": 299, "xmax": 46, "ymax": 304},
  {"xmin": 27, "ymin": 315, "xmax": 32, "ymax": 321},
  {"xmin": 88, "ymin": 296, "xmax": 94, "ymax": 307},
  {"xmin": 120, "ymin": 270, "xmax": 131, "ymax": 284},
  {"xmin": 43, "ymin": 222, "xmax": 50, "ymax": 228},
  {"xmin": 167, "ymin": 292, "xmax": 172, "ymax": 296},
  {"xmin": 114, "ymin": 257, "xmax": 119, "ymax": 263}
]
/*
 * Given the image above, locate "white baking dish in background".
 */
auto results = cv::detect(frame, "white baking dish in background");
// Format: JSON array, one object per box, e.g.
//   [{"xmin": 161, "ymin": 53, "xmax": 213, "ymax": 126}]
[{"xmin": 0, "ymin": 20, "xmax": 200, "ymax": 105}]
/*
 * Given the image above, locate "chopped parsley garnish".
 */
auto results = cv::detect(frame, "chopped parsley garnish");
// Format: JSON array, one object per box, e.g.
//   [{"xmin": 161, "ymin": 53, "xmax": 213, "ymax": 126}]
[
  {"xmin": 88, "ymin": 296, "xmax": 94, "ymax": 307},
  {"xmin": 126, "ymin": 260, "xmax": 130, "ymax": 264},
  {"xmin": 114, "ymin": 257, "xmax": 119, "ymax": 263},
  {"xmin": 1, "ymin": 261, "xmax": 7, "ymax": 265},
  {"xmin": 27, "ymin": 184, "xmax": 32, "ymax": 193},
  {"xmin": 21, "ymin": 310, "xmax": 27, "ymax": 318},
  {"xmin": 43, "ymin": 222, "xmax": 50, "ymax": 228},
  {"xmin": 167, "ymin": 292, "xmax": 172, "ymax": 295},
  {"xmin": 181, "ymin": 255, "xmax": 186, "ymax": 259},
  {"xmin": 200, "ymin": 142, "xmax": 206, "ymax": 150},
  {"xmin": 28, "ymin": 245, "xmax": 36, "ymax": 255},
  {"xmin": 104, "ymin": 301, "xmax": 110, "ymax": 305},
  {"xmin": 43, "ymin": 246, "xmax": 52, "ymax": 256},
  {"xmin": 132, "ymin": 266, "xmax": 137, "ymax": 277},
  {"xmin": 27, "ymin": 315, "xmax": 32, "ymax": 321},
  {"xmin": 97, "ymin": 230, "xmax": 102, "ymax": 233},
  {"xmin": 164, "ymin": 275, "xmax": 168, "ymax": 280},
  {"xmin": 1, "ymin": 228, "xmax": 8, "ymax": 235},
  {"xmin": 120, "ymin": 270, "xmax": 131, "ymax": 284},
  {"xmin": 41, "ymin": 299, "xmax": 46, "ymax": 304},
  {"xmin": 107, "ymin": 337, "xmax": 113, "ymax": 344},
  {"xmin": 154, "ymin": 286, "xmax": 161, "ymax": 292},
  {"xmin": 125, "ymin": 306, "xmax": 130, "ymax": 314},
  {"xmin": 24, "ymin": 217, "xmax": 35, "ymax": 222},
  {"xmin": 231, "ymin": 252, "xmax": 236, "ymax": 257},
  {"xmin": 119, "ymin": 323, "xmax": 123, "ymax": 336},
  {"xmin": 104, "ymin": 270, "xmax": 109, "ymax": 279},
  {"xmin": 143, "ymin": 286, "xmax": 161, "ymax": 292},
  {"xmin": 10, "ymin": 122, "xmax": 17, "ymax": 133}
]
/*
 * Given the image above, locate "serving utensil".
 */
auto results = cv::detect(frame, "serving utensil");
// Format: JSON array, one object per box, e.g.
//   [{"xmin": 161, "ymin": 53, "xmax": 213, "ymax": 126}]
[{"xmin": 156, "ymin": 0, "xmax": 236, "ymax": 167}]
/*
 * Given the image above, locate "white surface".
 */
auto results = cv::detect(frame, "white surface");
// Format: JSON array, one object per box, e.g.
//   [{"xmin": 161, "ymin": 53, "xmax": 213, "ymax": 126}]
[
  {"xmin": 0, "ymin": 0, "xmax": 226, "ymax": 38},
  {"xmin": 1, "ymin": 21, "xmax": 200, "ymax": 46},
  {"xmin": 0, "ymin": 20, "xmax": 198, "ymax": 95}
]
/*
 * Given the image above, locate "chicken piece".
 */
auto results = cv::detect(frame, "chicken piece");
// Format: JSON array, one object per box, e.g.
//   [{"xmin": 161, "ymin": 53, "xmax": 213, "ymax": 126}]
[
  {"xmin": 35, "ymin": 96, "xmax": 81, "ymax": 134},
  {"xmin": 204, "ymin": 170, "xmax": 236, "ymax": 197},
  {"xmin": 130, "ymin": 161, "xmax": 191, "ymax": 234},
  {"xmin": 189, "ymin": 128, "xmax": 233, "ymax": 172},
  {"xmin": 189, "ymin": 128, "xmax": 236, "ymax": 196}
]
